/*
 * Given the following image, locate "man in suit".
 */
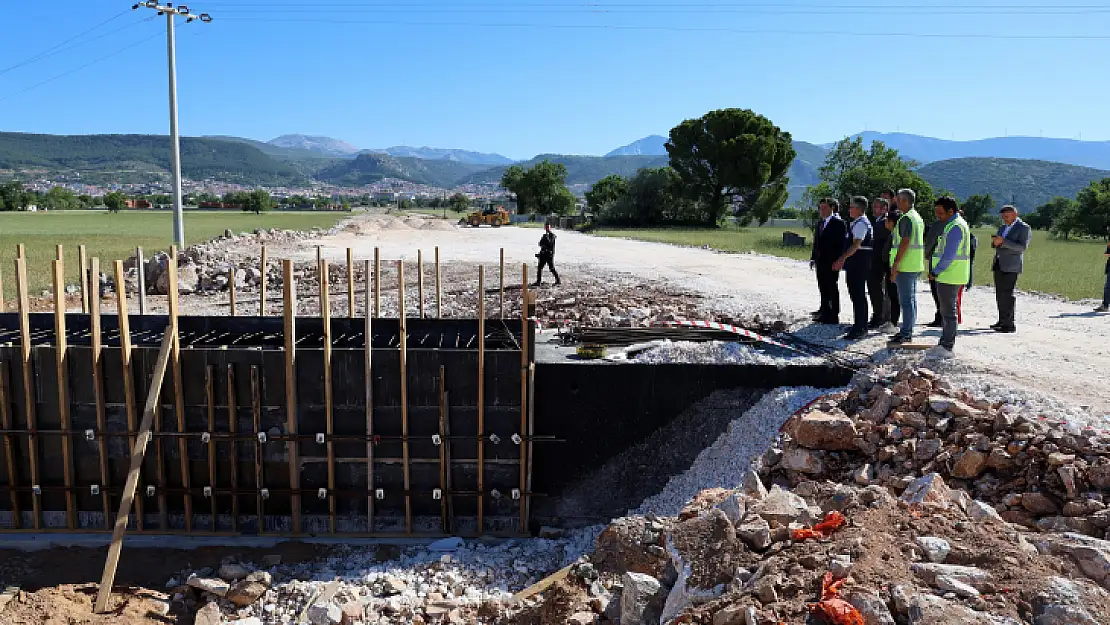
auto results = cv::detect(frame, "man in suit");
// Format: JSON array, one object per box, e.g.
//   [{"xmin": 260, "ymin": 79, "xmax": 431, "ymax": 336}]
[
  {"xmin": 990, "ymin": 205, "xmax": 1031, "ymax": 333},
  {"xmin": 1097, "ymin": 242, "xmax": 1110, "ymax": 313},
  {"xmin": 810, "ymin": 198, "xmax": 848, "ymax": 324}
]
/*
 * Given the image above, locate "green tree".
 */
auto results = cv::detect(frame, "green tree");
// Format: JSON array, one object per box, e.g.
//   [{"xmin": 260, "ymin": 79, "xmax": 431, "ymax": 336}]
[
  {"xmin": 961, "ymin": 193, "xmax": 995, "ymax": 227},
  {"xmin": 1027, "ymin": 196, "xmax": 1074, "ymax": 231},
  {"xmin": 449, "ymin": 193, "xmax": 471, "ymax": 213},
  {"xmin": 666, "ymin": 108, "xmax": 796, "ymax": 226},
  {"xmin": 0, "ymin": 181, "xmax": 29, "ymax": 211},
  {"xmin": 499, "ymin": 160, "xmax": 575, "ymax": 215},
  {"xmin": 41, "ymin": 187, "xmax": 80, "ymax": 211},
  {"xmin": 601, "ymin": 167, "xmax": 695, "ymax": 225},
  {"xmin": 585, "ymin": 175, "xmax": 629, "ymax": 213},
  {"xmin": 77, "ymin": 194, "xmax": 93, "ymax": 208},
  {"xmin": 104, "ymin": 191, "xmax": 127, "ymax": 213},
  {"xmin": 1073, "ymin": 178, "xmax": 1110, "ymax": 239},
  {"xmin": 809, "ymin": 137, "xmax": 936, "ymax": 224},
  {"xmin": 241, "ymin": 189, "xmax": 273, "ymax": 215}
]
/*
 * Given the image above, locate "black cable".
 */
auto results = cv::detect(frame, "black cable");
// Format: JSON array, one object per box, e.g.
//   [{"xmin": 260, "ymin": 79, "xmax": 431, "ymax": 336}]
[{"xmin": 0, "ymin": 10, "xmax": 132, "ymax": 78}]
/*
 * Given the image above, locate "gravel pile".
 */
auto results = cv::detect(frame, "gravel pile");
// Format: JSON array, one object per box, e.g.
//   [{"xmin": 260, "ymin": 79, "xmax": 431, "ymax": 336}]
[{"xmin": 622, "ymin": 340, "xmax": 826, "ymax": 367}]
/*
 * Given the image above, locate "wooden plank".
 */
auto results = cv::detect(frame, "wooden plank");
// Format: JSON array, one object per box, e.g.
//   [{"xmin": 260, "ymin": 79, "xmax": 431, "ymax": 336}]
[
  {"xmin": 434, "ymin": 246, "xmax": 441, "ymax": 319},
  {"xmin": 500, "ymin": 248, "xmax": 505, "ymax": 318},
  {"xmin": 93, "ymin": 329, "xmax": 175, "ymax": 614},
  {"xmin": 477, "ymin": 265, "xmax": 485, "ymax": 534},
  {"xmin": 0, "ymin": 585, "xmax": 19, "ymax": 613},
  {"xmin": 438, "ymin": 365, "xmax": 447, "ymax": 532},
  {"xmin": 321, "ymin": 259, "xmax": 336, "ymax": 534},
  {"xmin": 890, "ymin": 342, "xmax": 932, "ymax": 351},
  {"xmin": 135, "ymin": 247, "xmax": 146, "ymax": 316},
  {"xmin": 16, "ymin": 244, "xmax": 24, "ymax": 259},
  {"xmin": 16, "ymin": 259, "xmax": 39, "ymax": 531},
  {"xmin": 510, "ymin": 564, "xmax": 574, "ymax": 604},
  {"xmin": 519, "ymin": 266, "xmax": 529, "ymax": 533},
  {"xmin": 251, "ymin": 366, "xmax": 265, "ymax": 534},
  {"xmin": 364, "ymin": 259, "xmax": 374, "ymax": 532},
  {"xmin": 0, "ymin": 362, "xmax": 21, "ymax": 528},
  {"xmin": 52, "ymin": 259, "xmax": 77, "ymax": 529},
  {"xmin": 113, "ymin": 260, "xmax": 142, "ymax": 530},
  {"xmin": 167, "ymin": 247, "xmax": 192, "ymax": 531},
  {"xmin": 90, "ymin": 258, "xmax": 112, "ymax": 529},
  {"xmin": 229, "ymin": 267, "xmax": 238, "ymax": 317},
  {"xmin": 373, "ymin": 247, "xmax": 380, "ymax": 319},
  {"xmin": 227, "ymin": 364, "xmax": 239, "ymax": 533},
  {"xmin": 418, "ymin": 249, "xmax": 425, "ymax": 319},
  {"xmin": 56, "ymin": 244, "xmax": 63, "ymax": 261},
  {"xmin": 205, "ymin": 366, "xmax": 217, "ymax": 531},
  {"xmin": 283, "ymin": 259, "xmax": 301, "ymax": 534},
  {"xmin": 347, "ymin": 247, "xmax": 355, "ymax": 318},
  {"xmin": 398, "ymin": 260, "xmax": 411, "ymax": 534},
  {"xmin": 79, "ymin": 245, "xmax": 89, "ymax": 314},
  {"xmin": 259, "ymin": 246, "xmax": 268, "ymax": 316}
]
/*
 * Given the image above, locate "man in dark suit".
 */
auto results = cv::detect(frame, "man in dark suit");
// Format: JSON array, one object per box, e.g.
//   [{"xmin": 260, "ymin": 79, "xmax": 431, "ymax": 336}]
[
  {"xmin": 810, "ymin": 198, "xmax": 848, "ymax": 324},
  {"xmin": 991, "ymin": 205, "xmax": 1031, "ymax": 333}
]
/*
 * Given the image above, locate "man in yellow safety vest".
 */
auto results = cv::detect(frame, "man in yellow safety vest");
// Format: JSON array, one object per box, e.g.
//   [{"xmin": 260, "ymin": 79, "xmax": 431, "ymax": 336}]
[
  {"xmin": 888, "ymin": 189, "xmax": 926, "ymax": 345},
  {"xmin": 928, "ymin": 196, "xmax": 971, "ymax": 358}
]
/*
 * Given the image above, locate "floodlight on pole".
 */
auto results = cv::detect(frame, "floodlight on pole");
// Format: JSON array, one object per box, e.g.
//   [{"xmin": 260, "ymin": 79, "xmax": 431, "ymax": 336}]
[{"xmin": 132, "ymin": 1, "xmax": 212, "ymax": 248}]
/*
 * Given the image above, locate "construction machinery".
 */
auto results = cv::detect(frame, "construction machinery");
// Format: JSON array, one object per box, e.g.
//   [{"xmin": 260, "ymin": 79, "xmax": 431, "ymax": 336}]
[{"xmin": 464, "ymin": 203, "xmax": 510, "ymax": 227}]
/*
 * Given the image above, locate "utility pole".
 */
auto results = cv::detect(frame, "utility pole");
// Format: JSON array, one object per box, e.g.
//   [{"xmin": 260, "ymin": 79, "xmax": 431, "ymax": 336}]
[{"xmin": 133, "ymin": 2, "xmax": 212, "ymax": 248}]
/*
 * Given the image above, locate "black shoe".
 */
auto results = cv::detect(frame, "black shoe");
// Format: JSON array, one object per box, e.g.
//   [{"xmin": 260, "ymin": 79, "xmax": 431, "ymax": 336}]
[
  {"xmin": 867, "ymin": 319, "xmax": 883, "ymax": 329},
  {"xmin": 531, "ymin": 282, "xmax": 542, "ymax": 288},
  {"xmin": 888, "ymin": 334, "xmax": 909, "ymax": 345},
  {"xmin": 994, "ymin": 326, "xmax": 1016, "ymax": 333},
  {"xmin": 926, "ymin": 319, "xmax": 943, "ymax": 328},
  {"xmin": 811, "ymin": 309, "xmax": 823, "ymax": 316},
  {"xmin": 554, "ymin": 281, "xmax": 561, "ymax": 286},
  {"xmin": 817, "ymin": 317, "xmax": 840, "ymax": 325},
  {"xmin": 989, "ymin": 322, "xmax": 1003, "ymax": 330}
]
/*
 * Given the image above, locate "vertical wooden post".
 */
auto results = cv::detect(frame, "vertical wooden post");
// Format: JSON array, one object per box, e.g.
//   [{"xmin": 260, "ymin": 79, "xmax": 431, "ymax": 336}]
[
  {"xmin": 438, "ymin": 365, "xmax": 448, "ymax": 532},
  {"xmin": 251, "ymin": 366, "xmax": 265, "ymax": 534},
  {"xmin": 90, "ymin": 257, "xmax": 111, "ymax": 529},
  {"xmin": 398, "ymin": 260, "xmax": 411, "ymax": 534},
  {"xmin": 364, "ymin": 259, "xmax": 374, "ymax": 532},
  {"xmin": 321, "ymin": 259, "xmax": 336, "ymax": 533},
  {"xmin": 14, "ymin": 258, "xmax": 39, "ymax": 529},
  {"xmin": 500, "ymin": 248, "xmax": 505, "ymax": 319},
  {"xmin": 283, "ymin": 260, "xmax": 301, "ymax": 534},
  {"xmin": 418, "ymin": 249, "xmax": 425, "ymax": 319},
  {"xmin": 205, "ymin": 366, "xmax": 217, "ymax": 530},
  {"xmin": 0, "ymin": 363, "xmax": 21, "ymax": 527},
  {"xmin": 347, "ymin": 247, "xmax": 355, "ymax": 318},
  {"xmin": 477, "ymin": 266, "xmax": 485, "ymax": 534},
  {"xmin": 373, "ymin": 247, "xmax": 380, "ymax": 319},
  {"xmin": 259, "ymin": 246, "xmax": 268, "ymax": 316},
  {"xmin": 52, "ymin": 259, "xmax": 77, "ymax": 529},
  {"xmin": 435, "ymin": 246, "xmax": 441, "ymax": 319},
  {"xmin": 0, "ymin": 265, "xmax": 5, "ymax": 314},
  {"xmin": 113, "ymin": 260, "xmax": 142, "ymax": 530},
  {"xmin": 135, "ymin": 247, "xmax": 146, "ymax": 316},
  {"xmin": 56, "ymin": 244, "xmax": 63, "ymax": 261},
  {"xmin": 168, "ymin": 247, "xmax": 192, "ymax": 531},
  {"xmin": 519, "ymin": 265, "xmax": 529, "ymax": 533},
  {"xmin": 79, "ymin": 245, "xmax": 89, "ymax": 314},
  {"xmin": 229, "ymin": 268, "xmax": 238, "ymax": 317},
  {"xmin": 226, "ymin": 364, "xmax": 239, "ymax": 533},
  {"xmin": 16, "ymin": 244, "xmax": 25, "ymax": 259}
]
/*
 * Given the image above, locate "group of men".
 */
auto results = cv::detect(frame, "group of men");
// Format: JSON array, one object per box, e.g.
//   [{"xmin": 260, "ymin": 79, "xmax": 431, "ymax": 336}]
[{"xmin": 810, "ymin": 188, "xmax": 1032, "ymax": 357}]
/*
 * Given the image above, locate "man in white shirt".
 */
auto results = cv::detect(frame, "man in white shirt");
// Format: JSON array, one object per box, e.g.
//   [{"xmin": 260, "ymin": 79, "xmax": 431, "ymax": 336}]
[{"xmin": 833, "ymin": 196, "xmax": 874, "ymax": 340}]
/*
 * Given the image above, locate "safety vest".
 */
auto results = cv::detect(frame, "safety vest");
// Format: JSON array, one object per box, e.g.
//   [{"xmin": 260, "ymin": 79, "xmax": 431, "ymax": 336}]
[
  {"xmin": 933, "ymin": 215, "xmax": 972, "ymax": 285},
  {"xmin": 890, "ymin": 208, "xmax": 926, "ymax": 273}
]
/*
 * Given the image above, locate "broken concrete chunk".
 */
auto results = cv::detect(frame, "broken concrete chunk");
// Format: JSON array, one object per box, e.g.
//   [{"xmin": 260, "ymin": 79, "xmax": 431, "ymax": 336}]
[
  {"xmin": 194, "ymin": 602, "xmax": 223, "ymax": 625},
  {"xmin": 936, "ymin": 575, "xmax": 981, "ymax": 598},
  {"xmin": 847, "ymin": 590, "xmax": 896, "ymax": 625},
  {"xmin": 736, "ymin": 516, "xmax": 772, "ymax": 551},
  {"xmin": 218, "ymin": 563, "xmax": 251, "ymax": 582},
  {"xmin": 308, "ymin": 601, "xmax": 343, "ymax": 625},
  {"xmin": 568, "ymin": 612, "xmax": 598, "ymax": 625},
  {"xmin": 951, "ymin": 450, "xmax": 989, "ymax": 479},
  {"xmin": 620, "ymin": 572, "xmax": 666, "ymax": 625},
  {"xmin": 967, "ymin": 499, "xmax": 1005, "ymax": 523},
  {"xmin": 226, "ymin": 580, "xmax": 269, "ymax": 607},
  {"xmin": 793, "ymin": 410, "xmax": 859, "ymax": 451},
  {"xmin": 915, "ymin": 537, "xmax": 952, "ymax": 563},
  {"xmin": 780, "ymin": 448, "xmax": 825, "ymax": 474},
  {"xmin": 187, "ymin": 576, "xmax": 230, "ymax": 597},
  {"xmin": 1033, "ymin": 576, "xmax": 1110, "ymax": 625},
  {"xmin": 1033, "ymin": 533, "xmax": 1110, "ymax": 589},
  {"xmin": 900, "ymin": 473, "xmax": 952, "ymax": 508},
  {"xmin": 911, "ymin": 563, "xmax": 992, "ymax": 590},
  {"xmin": 756, "ymin": 486, "xmax": 816, "ymax": 526},
  {"xmin": 715, "ymin": 493, "xmax": 747, "ymax": 525},
  {"xmin": 742, "ymin": 469, "xmax": 768, "ymax": 500},
  {"xmin": 1021, "ymin": 492, "xmax": 1061, "ymax": 516},
  {"xmin": 906, "ymin": 593, "xmax": 1016, "ymax": 624}
]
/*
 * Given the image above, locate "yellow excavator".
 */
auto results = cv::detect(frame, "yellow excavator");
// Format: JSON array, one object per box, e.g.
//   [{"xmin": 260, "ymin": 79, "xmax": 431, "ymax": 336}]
[{"xmin": 464, "ymin": 203, "xmax": 510, "ymax": 227}]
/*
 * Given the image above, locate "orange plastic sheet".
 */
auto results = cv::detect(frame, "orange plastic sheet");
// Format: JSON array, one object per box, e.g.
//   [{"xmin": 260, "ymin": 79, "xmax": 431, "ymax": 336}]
[
  {"xmin": 791, "ymin": 511, "xmax": 847, "ymax": 542},
  {"xmin": 811, "ymin": 572, "xmax": 865, "ymax": 625}
]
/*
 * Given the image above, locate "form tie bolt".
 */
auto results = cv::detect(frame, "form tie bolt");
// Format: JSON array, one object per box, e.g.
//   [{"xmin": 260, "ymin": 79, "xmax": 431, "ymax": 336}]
[
  {"xmin": 316, "ymin": 433, "xmax": 326, "ymax": 444},
  {"xmin": 90, "ymin": 485, "xmax": 100, "ymax": 495},
  {"xmin": 146, "ymin": 486, "xmax": 156, "ymax": 497},
  {"xmin": 32, "ymin": 485, "xmax": 41, "ymax": 496},
  {"xmin": 258, "ymin": 432, "xmax": 267, "ymax": 443},
  {"xmin": 375, "ymin": 488, "xmax": 384, "ymax": 500},
  {"xmin": 433, "ymin": 488, "xmax": 442, "ymax": 500},
  {"xmin": 489, "ymin": 434, "xmax": 501, "ymax": 445},
  {"xmin": 490, "ymin": 489, "xmax": 502, "ymax": 500},
  {"xmin": 432, "ymin": 434, "xmax": 442, "ymax": 446},
  {"xmin": 85, "ymin": 429, "xmax": 96, "ymax": 441},
  {"xmin": 261, "ymin": 488, "xmax": 270, "ymax": 499},
  {"xmin": 203, "ymin": 486, "xmax": 212, "ymax": 498},
  {"xmin": 317, "ymin": 488, "xmax": 327, "ymax": 499},
  {"xmin": 511, "ymin": 434, "xmax": 522, "ymax": 445}
]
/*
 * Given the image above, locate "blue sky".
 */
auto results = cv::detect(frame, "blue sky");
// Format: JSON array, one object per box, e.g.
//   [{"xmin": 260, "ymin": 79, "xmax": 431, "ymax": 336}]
[{"xmin": 1, "ymin": 1, "xmax": 1109, "ymax": 159}]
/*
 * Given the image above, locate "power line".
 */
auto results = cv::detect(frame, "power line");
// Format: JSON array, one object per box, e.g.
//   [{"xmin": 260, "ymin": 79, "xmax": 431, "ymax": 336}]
[
  {"xmin": 213, "ymin": 6, "xmax": 1110, "ymax": 15},
  {"xmin": 0, "ymin": 16, "xmax": 158, "ymax": 79},
  {"xmin": 0, "ymin": 10, "xmax": 133, "ymax": 77}
]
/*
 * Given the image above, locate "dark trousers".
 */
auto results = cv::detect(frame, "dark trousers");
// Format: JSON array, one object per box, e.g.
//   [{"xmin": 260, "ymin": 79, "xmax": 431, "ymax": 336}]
[
  {"xmin": 886, "ymin": 274, "xmax": 900, "ymax": 325},
  {"xmin": 994, "ymin": 270, "xmax": 1019, "ymax": 327},
  {"xmin": 846, "ymin": 269, "xmax": 869, "ymax": 333},
  {"xmin": 815, "ymin": 265, "xmax": 840, "ymax": 321},
  {"xmin": 1103, "ymin": 273, "xmax": 1110, "ymax": 307},
  {"xmin": 929, "ymin": 277, "xmax": 942, "ymax": 323},
  {"xmin": 536, "ymin": 255, "xmax": 559, "ymax": 284},
  {"xmin": 867, "ymin": 269, "xmax": 888, "ymax": 324}
]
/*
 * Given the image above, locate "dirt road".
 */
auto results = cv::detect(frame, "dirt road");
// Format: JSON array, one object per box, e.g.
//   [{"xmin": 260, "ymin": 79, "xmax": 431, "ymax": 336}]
[{"xmin": 264, "ymin": 214, "xmax": 1110, "ymax": 418}]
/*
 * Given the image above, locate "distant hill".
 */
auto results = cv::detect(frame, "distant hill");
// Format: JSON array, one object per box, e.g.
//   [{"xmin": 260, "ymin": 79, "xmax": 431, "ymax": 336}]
[
  {"xmin": 315, "ymin": 153, "xmax": 487, "ymax": 188},
  {"xmin": 372, "ymin": 146, "xmax": 514, "ymax": 166},
  {"xmin": 848, "ymin": 132, "xmax": 1110, "ymax": 171},
  {"xmin": 459, "ymin": 154, "xmax": 670, "ymax": 186},
  {"xmin": 0, "ymin": 132, "xmax": 306, "ymax": 186},
  {"xmin": 606, "ymin": 135, "xmax": 668, "ymax": 157},
  {"xmin": 918, "ymin": 157, "xmax": 1110, "ymax": 212},
  {"xmin": 269, "ymin": 134, "xmax": 360, "ymax": 157},
  {"xmin": 206, "ymin": 135, "xmax": 334, "ymax": 161}
]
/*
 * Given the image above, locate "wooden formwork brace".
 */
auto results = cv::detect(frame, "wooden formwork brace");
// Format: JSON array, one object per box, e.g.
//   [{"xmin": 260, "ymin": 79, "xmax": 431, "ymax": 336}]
[
  {"xmin": 15, "ymin": 244, "xmax": 24, "ymax": 259},
  {"xmin": 373, "ymin": 247, "xmax": 381, "ymax": 319},
  {"xmin": 0, "ymin": 363, "xmax": 20, "ymax": 527},
  {"xmin": 90, "ymin": 258, "xmax": 112, "ymax": 529},
  {"xmin": 135, "ymin": 247, "xmax": 146, "ymax": 316},
  {"xmin": 321, "ymin": 259, "xmax": 337, "ymax": 533},
  {"xmin": 251, "ymin": 366, "xmax": 265, "ymax": 534},
  {"xmin": 364, "ymin": 259, "xmax": 375, "ymax": 532},
  {"xmin": 259, "ymin": 246, "xmax": 268, "ymax": 316},
  {"xmin": 168, "ymin": 247, "xmax": 193, "ymax": 531},
  {"xmin": 418, "ymin": 250, "xmax": 426, "ymax": 319},
  {"xmin": 0, "ymin": 263, "xmax": 4, "ymax": 314},
  {"xmin": 347, "ymin": 248, "xmax": 355, "ymax": 318},
  {"xmin": 79, "ymin": 245, "xmax": 89, "ymax": 314},
  {"xmin": 438, "ymin": 366, "xmax": 448, "ymax": 532},
  {"xmin": 477, "ymin": 266, "xmax": 485, "ymax": 534},
  {"xmin": 113, "ymin": 260, "xmax": 143, "ymax": 530},
  {"xmin": 519, "ymin": 265, "xmax": 529, "ymax": 533},
  {"xmin": 52, "ymin": 259, "xmax": 77, "ymax": 529},
  {"xmin": 94, "ymin": 329, "xmax": 174, "ymax": 614},
  {"xmin": 283, "ymin": 259, "xmax": 302, "ymax": 534},
  {"xmin": 205, "ymin": 366, "xmax": 217, "ymax": 530},
  {"xmin": 227, "ymin": 364, "xmax": 240, "ymax": 533},
  {"xmin": 399, "ymin": 260, "xmax": 412, "ymax": 534},
  {"xmin": 55, "ymin": 244, "xmax": 62, "ymax": 262},
  {"xmin": 500, "ymin": 248, "xmax": 505, "ymax": 319},
  {"xmin": 229, "ymin": 267, "xmax": 238, "ymax": 317},
  {"xmin": 15, "ymin": 258, "xmax": 40, "ymax": 529},
  {"xmin": 435, "ymin": 246, "xmax": 442, "ymax": 319}
]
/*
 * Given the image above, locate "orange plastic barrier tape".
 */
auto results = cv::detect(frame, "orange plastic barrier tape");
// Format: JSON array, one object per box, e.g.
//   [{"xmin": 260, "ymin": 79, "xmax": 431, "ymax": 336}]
[
  {"xmin": 791, "ymin": 511, "xmax": 847, "ymax": 542},
  {"xmin": 811, "ymin": 572, "xmax": 865, "ymax": 625}
]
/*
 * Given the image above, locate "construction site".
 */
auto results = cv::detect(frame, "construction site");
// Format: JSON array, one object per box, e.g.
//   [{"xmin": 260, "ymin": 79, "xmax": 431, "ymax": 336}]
[{"xmin": 2, "ymin": 212, "xmax": 1110, "ymax": 625}]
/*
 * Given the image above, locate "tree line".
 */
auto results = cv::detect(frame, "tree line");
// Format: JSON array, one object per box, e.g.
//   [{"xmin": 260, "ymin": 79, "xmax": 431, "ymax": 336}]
[{"xmin": 1023, "ymin": 181, "xmax": 1110, "ymax": 240}]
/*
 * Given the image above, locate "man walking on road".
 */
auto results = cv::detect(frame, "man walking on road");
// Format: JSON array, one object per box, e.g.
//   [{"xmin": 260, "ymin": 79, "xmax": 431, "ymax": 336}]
[
  {"xmin": 1097, "ymin": 242, "xmax": 1110, "ymax": 313},
  {"xmin": 810, "ymin": 198, "xmax": 848, "ymax": 324},
  {"xmin": 533, "ymin": 223, "xmax": 560, "ymax": 287},
  {"xmin": 834, "ymin": 196, "xmax": 874, "ymax": 340},
  {"xmin": 991, "ymin": 205, "xmax": 1031, "ymax": 333},
  {"xmin": 928, "ymin": 196, "xmax": 971, "ymax": 358},
  {"xmin": 867, "ymin": 196, "xmax": 892, "ymax": 329},
  {"xmin": 889, "ymin": 189, "xmax": 926, "ymax": 345}
]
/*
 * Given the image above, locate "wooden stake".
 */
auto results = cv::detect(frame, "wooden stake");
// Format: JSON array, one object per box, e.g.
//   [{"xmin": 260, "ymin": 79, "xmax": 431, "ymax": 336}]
[
  {"xmin": 477, "ymin": 266, "xmax": 485, "ymax": 534},
  {"xmin": 16, "ymin": 244, "xmax": 24, "ymax": 259},
  {"xmin": 283, "ymin": 259, "xmax": 301, "ymax": 534},
  {"xmin": 321, "ymin": 259, "xmax": 336, "ymax": 533},
  {"xmin": 113, "ymin": 260, "xmax": 142, "ymax": 530},
  {"xmin": 259, "ymin": 246, "xmax": 268, "ymax": 316},
  {"xmin": 14, "ymin": 258, "xmax": 39, "ymax": 529},
  {"xmin": 442, "ymin": 387, "xmax": 453, "ymax": 534},
  {"xmin": 79, "ymin": 245, "xmax": 89, "ymax": 314},
  {"xmin": 0, "ymin": 363, "xmax": 21, "ymax": 528},
  {"xmin": 205, "ymin": 366, "xmax": 217, "ymax": 530},
  {"xmin": 398, "ymin": 260, "xmax": 411, "ymax": 534},
  {"xmin": 251, "ymin": 366, "xmax": 265, "ymax": 534},
  {"xmin": 347, "ymin": 247, "xmax": 355, "ymax": 318},
  {"xmin": 435, "ymin": 246, "xmax": 441, "ymax": 319},
  {"xmin": 52, "ymin": 259, "xmax": 76, "ymax": 529},
  {"xmin": 56, "ymin": 244, "xmax": 63, "ymax": 261},
  {"xmin": 364, "ymin": 259, "xmax": 374, "ymax": 532},
  {"xmin": 135, "ymin": 247, "xmax": 146, "ymax": 316},
  {"xmin": 519, "ymin": 265, "xmax": 529, "ymax": 533},
  {"xmin": 229, "ymin": 267, "xmax": 238, "ymax": 317},
  {"xmin": 93, "ymin": 329, "xmax": 174, "ymax": 614},
  {"xmin": 418, "ymin": 249, "xmax": 425, "ymax": 319},
  {"xmin": 90, "ymin": 257, "xmax": 111, "ymax": 529},
  {"xmin": 227, "ymin": 364, "xmax": 240, "ymax": 533},
  {"xmin": 168, "ymin": 247, "xmax": 192, "ymax": 531},
  {"xmin": 500, "ymin": 248, "xmax": 505, "ymax": 319},
  {"xmin": 0, "ymin": 266, "xmax": 5, "ymax": 314},
  {"xmin": 438, "ymin": 366, "xmax": 447, "ymax": 532},
  {"xmin": 373, "ymin": 247, "xmax": 380, "ymax": 319}
]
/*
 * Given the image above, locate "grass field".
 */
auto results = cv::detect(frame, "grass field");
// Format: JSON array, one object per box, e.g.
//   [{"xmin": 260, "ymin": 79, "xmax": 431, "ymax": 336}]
[
  {"xmin": 0, "ymin": 210, "xmax": 352, "ymax": 298},
  {"xmin": 595, "ymin": 225, "xmax": 1109, "ymax": 301}
]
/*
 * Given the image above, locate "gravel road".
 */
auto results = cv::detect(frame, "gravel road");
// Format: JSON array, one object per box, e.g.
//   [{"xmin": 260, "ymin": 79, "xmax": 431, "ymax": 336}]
[{"xmin": 265, "ymin": 214, "xmax": 1110, "ymax": 417}]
